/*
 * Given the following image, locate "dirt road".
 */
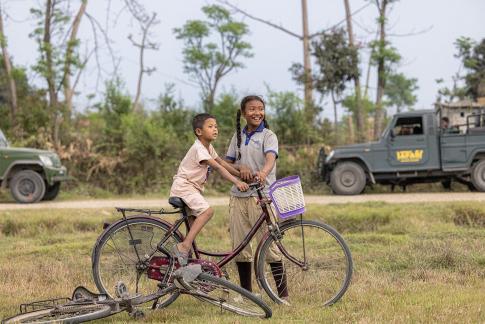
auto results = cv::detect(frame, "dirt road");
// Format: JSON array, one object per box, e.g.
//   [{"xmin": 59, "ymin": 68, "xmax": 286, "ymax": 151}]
[{"xmin": 0, "ymin": 192, "xmax": 484, "ymax": 210}]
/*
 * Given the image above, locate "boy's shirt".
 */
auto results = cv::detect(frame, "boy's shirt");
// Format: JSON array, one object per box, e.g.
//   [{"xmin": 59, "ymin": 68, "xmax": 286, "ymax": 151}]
[
  {"xmin": 170, "ymin": 139, "xmax": 219, "ymax": 195},
  {"xmin": 225, "ymin": 124, "xmax": 278, "ymax": 198}
]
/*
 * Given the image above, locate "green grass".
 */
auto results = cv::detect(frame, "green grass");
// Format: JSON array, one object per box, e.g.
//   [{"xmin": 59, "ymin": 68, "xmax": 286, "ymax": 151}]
[{"xmin": 1, "ymin": 202, "xmax": 484, "ymax": 323}]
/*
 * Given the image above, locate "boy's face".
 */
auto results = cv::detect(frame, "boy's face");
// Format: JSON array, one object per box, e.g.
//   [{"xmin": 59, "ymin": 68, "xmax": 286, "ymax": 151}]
[
  {"xmin": 196, "ymin": 118, "xmax": 218, "ymax": 141},
  {"xmin": 243, "ymin": 100, "xmax": 265, "ymax": 129}
]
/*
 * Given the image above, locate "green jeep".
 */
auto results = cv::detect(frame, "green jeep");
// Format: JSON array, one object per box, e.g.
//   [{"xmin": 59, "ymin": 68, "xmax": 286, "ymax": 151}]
[
  {"xmin": 319, "ymin": 110, "xmax": 485, "ymax": 194},
  {"xmin": 0, "ymin": 129, "xmax": 68, "ymax": 203}
]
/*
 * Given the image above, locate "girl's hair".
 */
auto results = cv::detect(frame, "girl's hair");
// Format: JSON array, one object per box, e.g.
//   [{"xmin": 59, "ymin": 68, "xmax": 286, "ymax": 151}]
[{"xmin": 236, "ymin": 95, "xmax": 269, "ymax": 161}]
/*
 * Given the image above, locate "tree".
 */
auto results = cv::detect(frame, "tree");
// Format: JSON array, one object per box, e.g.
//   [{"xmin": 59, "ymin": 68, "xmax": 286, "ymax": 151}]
[
  {"xmin": 292, "ymin": 28, "xmax": 359, "ymax": 144},
  {"xmin": 384, "ymin": 72, "xmax": 418, "ymax": 113},
  {"xmin": 30, "ymin": 0, "xmax": 89, "ymax": 146},
  {"xmin": 371, "ymin": 0, "xmax": 401, "ymax": 139},
  {"xmin": 0, "ymin": 1, "xmax": 18, "ymax": 133},
  {"xmin": 174, "ymin": 5, "xmax": 252, "ymax": 112},
  {"xmin": 454, "ymin": 37, "xmax": 485, "ymax": 99},
  {"xmin": 343, "ymin": 0, "xmax": 366, "ymax": 142}
]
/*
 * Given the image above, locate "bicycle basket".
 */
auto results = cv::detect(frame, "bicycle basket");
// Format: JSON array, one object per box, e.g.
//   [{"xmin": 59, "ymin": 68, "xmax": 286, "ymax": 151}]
[{"xmin": 268, "ymin": 175, "xmax": 305, "ymax": 219}]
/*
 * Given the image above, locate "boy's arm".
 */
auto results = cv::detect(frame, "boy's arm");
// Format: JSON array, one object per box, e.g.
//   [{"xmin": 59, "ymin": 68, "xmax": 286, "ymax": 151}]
[
  {"xmin": 203, "ymin": 159, "xmax": 249, "ymax": 191},
  {"xmin": 216, "ymin": 157, "xmax": 240, "ymax": 177}
]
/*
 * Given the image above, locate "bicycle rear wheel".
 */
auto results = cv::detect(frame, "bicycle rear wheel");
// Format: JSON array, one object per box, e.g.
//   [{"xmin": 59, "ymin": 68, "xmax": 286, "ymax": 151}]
[
  {"xmin": 256, "ymin": 219, "xmax": 353, "ymax": 306},
  {"xmin": 92, "ymin": 217, "xmax": 182, "ymax": 307},
  {"xmin": 2, "ymin": 303, "xmax": 112, "ymax": 324},
  {"xmin": 186, "ymin": 273, "xmax": 272, "ymax": 318}
]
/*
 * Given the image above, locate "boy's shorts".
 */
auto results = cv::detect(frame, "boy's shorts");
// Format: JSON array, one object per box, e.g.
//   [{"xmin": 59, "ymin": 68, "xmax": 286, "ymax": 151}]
[{"xmin": 180, "ymin": 191, "xmax": 210, "ymax": 217}]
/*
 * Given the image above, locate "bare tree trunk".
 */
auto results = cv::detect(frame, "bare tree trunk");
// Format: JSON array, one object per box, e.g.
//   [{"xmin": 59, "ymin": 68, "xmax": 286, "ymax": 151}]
[
  {"xmin": 331, "ymin": 91, "xmax": 339, "ymax": 145},
  {"xmin": 343, "ymin": 0, "xmax": 365, "ymax": 142},
  {"xmin": 347, "ymin": 113, "xmax": 355, "ymax": 143},
  {"xmin": 130, "ymin": 12, "xmax": 158, "ymax": 113},
  {"xmin": 301, "ymin": 0, "xmax": 314, "ymax": 124},
  {"xmin": 0, "ymin": 2, "xmax": 19, "ymax": 133},
  {"xmin": 373, "ymin": 0, "xmax": 388, "ymax": 139},
  {"xmin": 63, "ymin": 0, "xmax": 87, "ymax": 115}
]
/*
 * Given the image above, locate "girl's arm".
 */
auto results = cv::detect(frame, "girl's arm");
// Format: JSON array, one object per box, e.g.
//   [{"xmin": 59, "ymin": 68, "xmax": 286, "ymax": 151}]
[
  {"xmin": 254, "ymin": 152, "xmax": 277, "ymax": 184},
  {"xmin": 204, "ymin": 159, "xmax": 249, "ymax": 191},
  {"xmin": 217, "ymin": 157, "xmax": 240, "ymax": 177}
]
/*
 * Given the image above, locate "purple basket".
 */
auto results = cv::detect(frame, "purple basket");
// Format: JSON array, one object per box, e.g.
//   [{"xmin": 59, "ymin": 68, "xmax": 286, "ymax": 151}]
[{"xmin": 268, "ymin": 175, "xmax": 305, "ymax": 219}]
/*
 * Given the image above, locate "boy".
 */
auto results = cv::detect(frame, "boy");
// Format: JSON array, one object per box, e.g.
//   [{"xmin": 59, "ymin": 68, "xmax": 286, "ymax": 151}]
[{"xmin": 170, "ymin": 113, "xmax": 249, "ymax": 266}]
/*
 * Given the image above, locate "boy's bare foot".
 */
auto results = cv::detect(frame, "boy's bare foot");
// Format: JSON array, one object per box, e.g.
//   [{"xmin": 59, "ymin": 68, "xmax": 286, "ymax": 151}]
[{"xmin": 173, "ymin": 243, "xmax": 190, "ymax": 266}]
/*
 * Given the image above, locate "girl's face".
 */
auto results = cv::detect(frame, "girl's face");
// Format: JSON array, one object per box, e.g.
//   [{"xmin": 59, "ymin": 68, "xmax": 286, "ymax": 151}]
[{"xmin": 242, "ymin": 99, "xmax": 265, "ymax": 130}]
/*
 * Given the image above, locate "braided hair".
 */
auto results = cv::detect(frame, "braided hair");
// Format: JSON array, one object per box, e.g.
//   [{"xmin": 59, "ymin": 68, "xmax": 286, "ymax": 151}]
[{"xmin": 236, "ymin": 95, "xmax": 268, "ymax": 161}]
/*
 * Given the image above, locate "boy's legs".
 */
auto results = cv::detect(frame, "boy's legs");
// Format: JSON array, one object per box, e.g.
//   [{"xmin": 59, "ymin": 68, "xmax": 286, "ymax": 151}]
[{"xmin": 177, "ymin": 207, "xmax": 213, "ymax": 254}]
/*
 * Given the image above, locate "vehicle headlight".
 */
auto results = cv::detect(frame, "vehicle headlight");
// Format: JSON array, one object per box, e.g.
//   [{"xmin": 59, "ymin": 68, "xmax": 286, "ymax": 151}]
[
  {"xmin": 325, "ymin": 150, "xmax": 335, "ymax": 163},
  {"xmin": 39, "ymin": 155, "xmax": 54, "ymax": 167}
]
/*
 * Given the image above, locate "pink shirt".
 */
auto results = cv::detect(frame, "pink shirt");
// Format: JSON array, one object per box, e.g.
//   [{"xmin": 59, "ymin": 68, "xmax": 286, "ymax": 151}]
[{"xmin": 170, "ymin": 139, "xmax": 219, "ymax": 195}]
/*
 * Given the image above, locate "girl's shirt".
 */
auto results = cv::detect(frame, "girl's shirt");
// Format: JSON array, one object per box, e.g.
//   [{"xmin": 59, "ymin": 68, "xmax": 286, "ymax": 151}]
[
  {"xmin": 225, "ymin": 124, "xmax": 278, "ymax": 197},
  {"xmin": 170, "ymin": 139, "xmax": 218, "ymax": 195}
]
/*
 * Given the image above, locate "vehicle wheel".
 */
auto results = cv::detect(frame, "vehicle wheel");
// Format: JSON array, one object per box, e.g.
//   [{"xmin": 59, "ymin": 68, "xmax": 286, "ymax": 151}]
[
  {"xmin": 10, "ymin": 170, "xmax": 46, "ymax": 203},
  {"xmin": 2, "ymin": 303, "xmax": 112, "ymax": 323},
  {"xmin": 92, "ymin": 217, "xmax": 183, "ymax": 308},
  {"xmin": 330, "ymin": 161, "xmax": 366, "ymax": 195},
  {"xmin": 256, "ymin": 219, "xmax": 353, "ymax": 307},
  {"xmin": 188, "ymin": 272, "xmax": 272, "ymax": 318},
  {"xmin": 471, "ymin": 160, "xmax": 485, "ymax": 191},
  {"xmin": 42, "ymin": 182, "xmax": 61, "ymax": 201}
]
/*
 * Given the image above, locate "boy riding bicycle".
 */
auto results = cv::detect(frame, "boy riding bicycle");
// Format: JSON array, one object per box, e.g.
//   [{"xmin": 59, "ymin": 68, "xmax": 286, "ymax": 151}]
[{"xmin": 170, "ymin": 113, "xmax": 249, "ymax": 266}]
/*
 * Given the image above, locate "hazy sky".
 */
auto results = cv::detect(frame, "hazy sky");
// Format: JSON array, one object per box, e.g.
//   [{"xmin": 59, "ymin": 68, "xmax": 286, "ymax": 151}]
[{"xmin": 3, "ymin": 0, "xmax": 485, "ymax": 118}]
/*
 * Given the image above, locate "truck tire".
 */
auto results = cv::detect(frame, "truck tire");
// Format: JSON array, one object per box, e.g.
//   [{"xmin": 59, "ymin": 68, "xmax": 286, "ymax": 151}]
[
  {"xmin": 330, "ymin": 161, "xmax": 366, "ymax": 195},
  {"xmin": 42, "ymin": 181, "xmax": 61, "ymax": 201},
  {"xmin": 471, "ymin": 160, "xmax": 485, "ymax": 192},
  {"xmin": 10, "ymin": 170, "xmax": 46, "ymax": 203}
]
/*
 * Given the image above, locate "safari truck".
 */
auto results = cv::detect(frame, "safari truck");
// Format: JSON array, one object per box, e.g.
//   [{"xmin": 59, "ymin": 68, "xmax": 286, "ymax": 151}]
[
  {"xmin": 318, "ymin": 108, "xmax": 485, "ymax": 195},
  {"xmin": 0, "ymin": 129, "xmax": 68, "ymax": 203}
]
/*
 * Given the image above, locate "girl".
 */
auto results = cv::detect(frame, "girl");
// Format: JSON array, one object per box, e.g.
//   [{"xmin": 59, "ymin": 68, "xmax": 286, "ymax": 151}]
[{"xmin": 225, "ymin": 95, "xmax": 289, "ymax": 302}]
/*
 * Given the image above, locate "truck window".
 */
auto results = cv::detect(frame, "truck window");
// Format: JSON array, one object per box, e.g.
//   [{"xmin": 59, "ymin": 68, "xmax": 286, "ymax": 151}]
[
  {"xmin": 0, "ymin": 130, "xmax": 8, "ymax": 147},
  {"xmin": 393, "ymin": 117, "xmax": 423, "ymax": 136}
]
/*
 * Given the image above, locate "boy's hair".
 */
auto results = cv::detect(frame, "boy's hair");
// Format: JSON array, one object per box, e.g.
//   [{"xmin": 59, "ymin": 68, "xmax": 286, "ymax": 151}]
[
  {"xmin": 192, "ymin": 113, "xmax": 216, "ymax": 136},
  {"xmin": 236, "ymin": 95, "xmax": 268, "ymax": 160}
]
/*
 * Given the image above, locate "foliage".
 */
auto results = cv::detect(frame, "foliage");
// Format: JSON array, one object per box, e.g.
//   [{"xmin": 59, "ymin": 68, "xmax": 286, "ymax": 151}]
[
  {"xmin": 384, "ymin": 72, "xmax": 418, "ymax": 112},
  {"xmin": 454, "ymin": 37, "xmax": 485, "ymax": 99},
  {"xmin": 174, "ymin": 5, "xmax": 253, "ymax": 111},
  {"xmin": 266, "ymin": 89, "xmax": 318, "ymax": 145}
]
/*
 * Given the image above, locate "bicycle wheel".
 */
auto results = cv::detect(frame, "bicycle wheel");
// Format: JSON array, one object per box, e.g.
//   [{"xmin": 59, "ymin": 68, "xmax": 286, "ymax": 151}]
[
  {"xmin": 256, "ymin": 219, "xmax": 353, "ymax": 306},
  {"xmin": 186, "ymin": 272, "xmax": 272, "ymax": 318},
  {"xmin": 92, "ymin": 217, "xmax": 182, "ymax": 307},
  {"xmin": 2, "ymin": 303, "xmax": 112, "ymax": 324}
]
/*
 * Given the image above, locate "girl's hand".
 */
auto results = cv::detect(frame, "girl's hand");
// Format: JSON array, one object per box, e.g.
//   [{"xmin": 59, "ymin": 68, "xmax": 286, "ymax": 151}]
[
  {"xmin": 236, "ymin": 181, "xmax": 250, "ymax": 192},
  {"xmin": 239, "ymin": 165, "xmax": 253, "ymax": 182},
  {"xmin": 254, "ymin": 171, "xmax": 267, "ymax": 184}
]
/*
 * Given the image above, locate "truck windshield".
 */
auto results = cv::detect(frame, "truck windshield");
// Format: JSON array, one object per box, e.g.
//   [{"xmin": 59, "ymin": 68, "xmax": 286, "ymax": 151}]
[{"xmin": 0, "ymin": 130, "xmax": 9, "ymax": 147}]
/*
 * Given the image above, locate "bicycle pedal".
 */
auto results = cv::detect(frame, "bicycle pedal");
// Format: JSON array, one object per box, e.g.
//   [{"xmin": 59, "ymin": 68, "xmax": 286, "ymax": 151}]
[
  {"xmin": 114, "ymin": 281, "xmax": 130, "ymax": 299},
  {"xmin": 129, "ymin": 309, "xmax": 145, "ymax": 320}
]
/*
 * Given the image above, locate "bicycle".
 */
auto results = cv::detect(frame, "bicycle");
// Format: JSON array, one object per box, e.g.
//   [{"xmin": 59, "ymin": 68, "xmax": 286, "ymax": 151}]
[
  {"xmin": 3, "ymin": 217, "xmax": 272, "ymax": 323},
  {"xmin": 92, "ymin": 176, "xmax": 353, "ymax": 309}
]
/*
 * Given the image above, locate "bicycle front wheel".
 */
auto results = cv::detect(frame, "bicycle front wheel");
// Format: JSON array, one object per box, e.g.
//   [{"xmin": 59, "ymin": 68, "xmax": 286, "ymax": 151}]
[
  {"xmin": 92, "ymin": 217, "xmax": 182, "ymax": 307},
  {"xmin": 186, "ymin": 273, "xmax": 272, "ymax": 318},
  {"xmin": 256, "ymin": 219, "xmax": 353, "ymax": 306},
  {"xmin": 2, "ymin": 303, "xmax": 112, "ymax": 324}
]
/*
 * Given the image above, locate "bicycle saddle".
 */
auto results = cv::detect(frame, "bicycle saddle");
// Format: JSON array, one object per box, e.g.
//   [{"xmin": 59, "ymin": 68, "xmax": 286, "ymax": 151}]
[{"xmin": 168, "ymin": 197, "xmax": 185, "ymax": 209}]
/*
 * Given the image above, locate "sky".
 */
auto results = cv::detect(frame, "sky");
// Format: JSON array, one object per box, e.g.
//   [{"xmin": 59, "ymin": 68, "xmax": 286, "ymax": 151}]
[{"xmin": 2, "ymin": 0, "xmax": 485, "ymax": 119}]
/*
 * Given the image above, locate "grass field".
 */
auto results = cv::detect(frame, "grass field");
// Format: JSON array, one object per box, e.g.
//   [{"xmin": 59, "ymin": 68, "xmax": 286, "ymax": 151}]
[{"xmin": 1, "ymin": 201, "xmax": 484, "ymax": 323}]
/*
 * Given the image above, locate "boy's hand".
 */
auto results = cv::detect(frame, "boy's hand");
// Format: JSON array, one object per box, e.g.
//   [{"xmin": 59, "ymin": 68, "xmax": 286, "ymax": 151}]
[
  {"xmin": 239, "ymin": 165, "xmax": 252, "ymax": 182},
  {"xmin": 236, "ymin": 181, "xmax": 250, "ymax": 192}
]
